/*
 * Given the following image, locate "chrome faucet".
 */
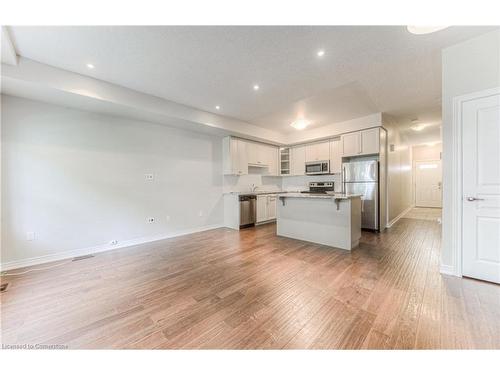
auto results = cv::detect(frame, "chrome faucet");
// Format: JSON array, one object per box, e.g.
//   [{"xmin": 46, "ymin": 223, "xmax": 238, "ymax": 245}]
[{"xmin": 250, "ymin": 184, "xmax": 258, "ymax": 192}]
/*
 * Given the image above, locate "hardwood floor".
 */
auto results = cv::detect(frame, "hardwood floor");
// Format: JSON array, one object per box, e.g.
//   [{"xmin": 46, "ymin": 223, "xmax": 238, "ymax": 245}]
[{"xmin": 1, "ymin": 211, "xmax": 499, "ymax": 349}]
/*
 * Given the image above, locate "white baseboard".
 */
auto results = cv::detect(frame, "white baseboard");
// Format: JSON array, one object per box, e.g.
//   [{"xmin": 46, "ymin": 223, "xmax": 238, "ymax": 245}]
[
  {"xmin": 439, "ymin": 264, "xmax": 458, "ymax": 276},
  {"xmin": 386, "ymin": 205, "xmax": 414, "ymax": 228},
  {"xmin": 0, "ymin": 224, "xmax": 223, "ymax": 272}
]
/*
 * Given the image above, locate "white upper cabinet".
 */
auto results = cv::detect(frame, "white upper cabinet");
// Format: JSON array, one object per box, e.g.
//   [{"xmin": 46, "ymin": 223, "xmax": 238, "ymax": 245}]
[
  {"xmin": 305, "ymin": 141, "xmax": 330, "ymax": 162},
  {"xmin": 329, "ymin": 138, "xmax": 342, "ymax": 174},
  {"xmin": 291, "ymin": 145, "xmax": 306, "ymax": 175},
  {"xmin": 223, "ymin": 137, "xmax": 248, "ymax": 175},
  {"xmin": 263, "ymin": 144, "xmax": 279, "ymax": 176},
  {"xmin": 341, "ymin": 132, "xmax": 361, "ymax": 156},
  {"xmin": 360, "ymin": 128, "xmax": 380, "ymax": 155},
  {"xmin": 246, "ymin": 141, "xmax": 266, "ymax": 166},
  {"xmin": 341, "ymin": 128, "xmax": 380, "ymax": 157}
]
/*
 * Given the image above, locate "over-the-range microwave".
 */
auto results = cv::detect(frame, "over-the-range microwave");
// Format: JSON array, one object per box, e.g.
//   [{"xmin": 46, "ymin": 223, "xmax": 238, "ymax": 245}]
[{"xmin": 305, "ymin": 160, "xmax": 330, "ymax": 175}]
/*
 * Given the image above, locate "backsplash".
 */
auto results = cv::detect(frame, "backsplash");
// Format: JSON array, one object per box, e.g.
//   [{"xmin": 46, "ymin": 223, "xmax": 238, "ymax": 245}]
[
  {"xmin": 224, "ymin": 172, "xmax": 342, "ymax": 193},
  {"xmin": 223, "ymin": 173, "xmax": 282, "ymax": 193}
]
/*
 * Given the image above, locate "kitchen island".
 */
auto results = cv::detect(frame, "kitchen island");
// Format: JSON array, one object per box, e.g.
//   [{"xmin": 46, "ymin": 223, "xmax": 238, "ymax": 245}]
[{"xmin": 276, "ymin": 193, "xmax": 362, "ymax": 251}]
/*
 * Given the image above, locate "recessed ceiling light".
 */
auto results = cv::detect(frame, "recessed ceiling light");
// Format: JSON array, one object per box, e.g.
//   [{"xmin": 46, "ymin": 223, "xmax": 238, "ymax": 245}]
[
  {"xmin": 317, "ymin": 49, "xmax": 325, "ymax": 57},
  {"xmin": 86, "ymin": 63, "xmax": 95, "ymax": 69},
  {"xmin": 290, "ymin": 118, "xmax": 310, "ymax": 130},
  {"xmin": 253, "ymin": 84, "xmax": 260, "ymax": 91},
  {"xmin": 407, "ymin": 26, "xmax": 449, "ymax": 35},
  {"xmin": 215, "ymin": 105, "xmax": 220, "ymax": 110}
]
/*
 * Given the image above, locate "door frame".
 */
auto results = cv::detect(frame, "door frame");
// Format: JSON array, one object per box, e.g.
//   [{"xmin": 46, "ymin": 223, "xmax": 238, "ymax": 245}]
[
  {"xmin": 449, "ymin": 87, "xmax": 500, "ymax": 277},
  {"xmin": 413, "ymin": 159, "xmax": 442, "ymax": 208}
]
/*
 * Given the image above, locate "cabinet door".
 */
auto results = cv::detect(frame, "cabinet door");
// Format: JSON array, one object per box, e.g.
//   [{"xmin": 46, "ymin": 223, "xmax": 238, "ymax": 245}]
[
  {"xmin": 316, "ymin": 141, "xmax": 330, "ymax": 161},
  {"xmin": 329, "ymin": 138, "xmax": 342, "ymax": 174},
  {"xmin": 246, "ymin": 141, "xmax": 259, "ymax": 165},
  {"xmin": 264, "ymin": 145, "xmax": 278, "ymax": 175},
  {"xmin": 291, "ymin": 145, "xmax": 306, "ymax": 175},
  {"xmin": 360, "ymin": 128, "xmax": 380, "ymax": 155},
  {"xmin": 236, "ymin": 139, "xmax": 248, "ymax": 175},
  {"xmin": 256, "ymin": 195, "xmax": 268, "ymax": 223},
  {"xmin": 306, "ymin": 141, "xmax": 329, "ymax": 161},
  {"xmin": 342, "ymin": 132, "xmax": 361, "ymax": 156},
  {"xmin": 267, "ymin": 195, "xmax": 277, "ymax": 220}
]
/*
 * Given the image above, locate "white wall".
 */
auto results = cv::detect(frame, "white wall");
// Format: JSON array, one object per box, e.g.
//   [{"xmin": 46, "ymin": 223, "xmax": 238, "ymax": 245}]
[
  {"xmin": 382, "ymin": 115, "xmax": 413, "ymax": 223},
  {"xmin": 441, "ymin": 30, "xmax": 500, "ymax": 269},
  {"xmin": 1, "ymin": 95, "xmax": 224, "ymax": 268}
]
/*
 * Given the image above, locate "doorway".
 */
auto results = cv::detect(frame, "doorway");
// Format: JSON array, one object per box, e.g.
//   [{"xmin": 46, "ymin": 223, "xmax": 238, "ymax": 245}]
[{"xmin": 415, "ymin": 160, "xmax": 442, "ymax": 208}]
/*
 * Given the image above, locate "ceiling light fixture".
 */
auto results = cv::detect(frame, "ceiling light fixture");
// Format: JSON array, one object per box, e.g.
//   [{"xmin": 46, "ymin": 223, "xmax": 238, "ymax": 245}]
[
  {"xmin": 410, "ymin": 118, "xmax": 427, "ymax": 131},
  {"xmin": 407, "ymin": 26, "xmax": 449, "ymax": 35},
  {"xmin": 253, "ymin": 84, "xmax": 260, "ymax": 91},
  {"xmin": 290, "ymin": 118, "xmax": 310, "ymax": 130},
  {"xmin": 86, "ymin": 63, "xmax": 95, "ymax": 69},
  {"xmin": 317, "ymin": 49, "xmax": 325, "ymax": 57},
  {"xmin": 215, "ymin": 105, "xmax": 220, "ymax": 110}
]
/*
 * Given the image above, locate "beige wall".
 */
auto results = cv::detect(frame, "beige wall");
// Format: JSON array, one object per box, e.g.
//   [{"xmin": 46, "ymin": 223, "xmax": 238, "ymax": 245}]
[
  {"xmin": 382, "ymin": 115, "xmax": 413, "ymax": 224},
  {"xmin": 412, "ymin": 143, "xmax": 442, "ymax": 162}
]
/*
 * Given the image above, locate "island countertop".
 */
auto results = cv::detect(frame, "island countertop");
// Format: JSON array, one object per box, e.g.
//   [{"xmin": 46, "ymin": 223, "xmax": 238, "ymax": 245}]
[{"xmin": 276, "ymin": 193, "xmax": 362, "ymax": 200}]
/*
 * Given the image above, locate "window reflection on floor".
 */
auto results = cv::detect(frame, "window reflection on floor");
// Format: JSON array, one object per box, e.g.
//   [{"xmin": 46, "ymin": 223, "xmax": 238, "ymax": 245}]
[{"xmin": 404, "ymin": 207, "xmax": 442, "ymax": 222}]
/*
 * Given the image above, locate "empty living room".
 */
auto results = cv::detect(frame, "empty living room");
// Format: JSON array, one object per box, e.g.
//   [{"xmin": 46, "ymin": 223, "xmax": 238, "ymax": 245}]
[{"xmin": 1, "ymin": 1, "xmax": 499, "ymax": 375}]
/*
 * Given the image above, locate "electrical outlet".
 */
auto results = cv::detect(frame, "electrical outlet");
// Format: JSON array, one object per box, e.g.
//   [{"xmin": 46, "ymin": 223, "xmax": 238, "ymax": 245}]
[
  {"xmin": 145, "ymin": 173, "xmax": 154, "ymax": 180},
  {"xmin": 147, "ymin": 217, "xmax": 155, "ymax": 223},
  {"xmin": 109, "ymin": 240, "xmax": 118, "ymax": 245},
  {"xmin": 26, "ymin": 232, "xmax": 35, "ymax": 241}
]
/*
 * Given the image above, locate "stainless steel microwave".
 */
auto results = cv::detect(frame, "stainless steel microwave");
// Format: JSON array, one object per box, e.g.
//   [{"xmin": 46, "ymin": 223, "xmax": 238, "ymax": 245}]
[{"xmin": 305, "ymin": 160, "xmax": 330, "ymax": 175}]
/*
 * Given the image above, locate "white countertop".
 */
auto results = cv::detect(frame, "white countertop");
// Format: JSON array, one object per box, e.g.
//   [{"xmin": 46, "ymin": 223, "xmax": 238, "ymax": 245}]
[
  {"xmin": 224, "ymin": 191, "xmax": 294, "ymax": 196},
  {"xmin": 276, "ymin": 193, "xmax": 362, "ymax": 200}
]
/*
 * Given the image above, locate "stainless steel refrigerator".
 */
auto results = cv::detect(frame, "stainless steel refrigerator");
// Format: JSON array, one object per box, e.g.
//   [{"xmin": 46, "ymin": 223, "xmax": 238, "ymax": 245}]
[{"xmin": 343, "ymin": 160, "xmax": 379, "ymax": 231}]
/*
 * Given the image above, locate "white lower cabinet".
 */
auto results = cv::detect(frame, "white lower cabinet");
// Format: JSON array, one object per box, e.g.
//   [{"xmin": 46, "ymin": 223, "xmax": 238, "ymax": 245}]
[
  {"xmin": 256, "ymin": 194, "xmax": 277, "ymax": 223},
  {"xmin": 267, "ymin": 195, "xmax": 277, "ymax": 220}
]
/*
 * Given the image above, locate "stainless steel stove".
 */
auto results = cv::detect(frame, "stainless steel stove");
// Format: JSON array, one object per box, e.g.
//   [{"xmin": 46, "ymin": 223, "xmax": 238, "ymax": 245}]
[{"xmin": 300, "ymin": 181, "xmax": 335, "ymax": 194}]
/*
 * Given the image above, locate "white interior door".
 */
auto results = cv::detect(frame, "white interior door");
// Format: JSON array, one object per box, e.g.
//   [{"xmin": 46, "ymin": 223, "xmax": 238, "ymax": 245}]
[
  {"xmin": 462, "ymin": 92, "xmax": 500, "ymax": 284},
  {"xmin": 415, "ymin": 160, "xmax": 442, "ymax": 208}
]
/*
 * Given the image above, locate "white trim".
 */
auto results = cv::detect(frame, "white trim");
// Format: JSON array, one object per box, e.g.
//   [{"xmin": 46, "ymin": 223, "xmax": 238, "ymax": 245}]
[
  {"xmin": 446, "ymin": 86, "xmax": 500, "ymax": 278},
  {"xmin": 386, "ymin": 205, "xmax": 414, "ymax": 228},
  {"xmin": 0, "ymin": 224, "xmax": 223, "ymax": 272},
  {"xmin": 439, "ymin": 264, "xmax": 455, "ymax": 276}
]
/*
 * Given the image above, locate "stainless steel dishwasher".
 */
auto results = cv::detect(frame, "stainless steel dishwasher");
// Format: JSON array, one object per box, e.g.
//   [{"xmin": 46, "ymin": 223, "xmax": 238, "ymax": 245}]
[{"xmin": 239, "ymin": 195, "xmax": 256, "ymax": 228}]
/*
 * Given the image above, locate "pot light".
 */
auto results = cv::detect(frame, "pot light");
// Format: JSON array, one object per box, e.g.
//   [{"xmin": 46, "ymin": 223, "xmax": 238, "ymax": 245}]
[
  {"xmin": 290, "ymin": 118, "xmax": 310, "ymax": 130},
  {"xmin": 215, "ymin": 105, "xmax": 220, "ymax": 110},
  {"xmin": 253, "ymin": 84, "xmax": 260, "ymax": 91},
  {"xmin": 317, "ymin": 49, "xmax": 325, "ymax": 57},
  {"xmin": 407, "ymin": 26, "xmax": 449, "ymax": 35},
  {"xmin": 86, "ymin": 63, "xmax": 95, "ymax": 69}
]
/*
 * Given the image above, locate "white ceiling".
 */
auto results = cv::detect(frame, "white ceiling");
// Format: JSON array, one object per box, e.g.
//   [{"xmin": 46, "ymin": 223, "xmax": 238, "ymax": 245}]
[{"xmin": 5, "ymin": 25, "xmax": 498, "ymax": 141}]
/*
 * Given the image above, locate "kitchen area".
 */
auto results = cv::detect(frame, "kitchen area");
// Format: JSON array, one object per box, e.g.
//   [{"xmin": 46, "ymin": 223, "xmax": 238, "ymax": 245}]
[{"xmin": 223, "ymin": 126, "xmax": 388, "ymax": 250}]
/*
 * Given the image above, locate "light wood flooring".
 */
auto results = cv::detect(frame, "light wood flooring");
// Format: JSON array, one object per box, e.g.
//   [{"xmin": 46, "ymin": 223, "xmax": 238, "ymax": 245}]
[{"xmin": 1, "ymin": 210, "xmax": 499, "ymax": 349}]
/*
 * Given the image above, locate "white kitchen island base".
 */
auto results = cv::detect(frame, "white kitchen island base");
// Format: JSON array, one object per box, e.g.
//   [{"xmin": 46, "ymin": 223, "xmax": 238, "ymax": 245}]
[{"xmin": 276, "ymin": 194, "xmax": 362, "ymax": 251}]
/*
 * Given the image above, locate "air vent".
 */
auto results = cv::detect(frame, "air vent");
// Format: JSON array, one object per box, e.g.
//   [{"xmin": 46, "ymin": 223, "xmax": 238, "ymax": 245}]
[
  {"xmin": 72, "ymin": 254, "xmax": 95, "ymax": 262},
  {"xmin": 1, "ymin": 283, "xmax": 9, "ymax": 293}
]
